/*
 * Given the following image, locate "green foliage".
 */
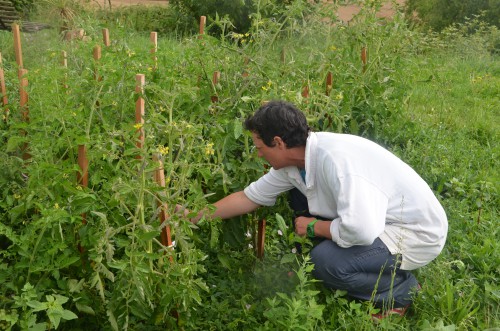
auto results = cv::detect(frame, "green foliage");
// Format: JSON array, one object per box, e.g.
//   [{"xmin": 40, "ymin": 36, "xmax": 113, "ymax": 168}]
[
  {"xmin": 169, "ymin": 0, "xmax": 318, "ymax": 35},
  {"xmin": 405, "ymin": 0, "xmax": 500, "ymax": 31},
  {"xmin": 8, "ymin": 0, "xmax": 35, "ymax": 15}
]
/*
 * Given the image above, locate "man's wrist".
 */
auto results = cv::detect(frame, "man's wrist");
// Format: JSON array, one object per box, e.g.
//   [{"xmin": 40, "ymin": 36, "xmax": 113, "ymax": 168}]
[{"xmin": 307, "ymin": 219, "xmax": 318, "ymax": 238}]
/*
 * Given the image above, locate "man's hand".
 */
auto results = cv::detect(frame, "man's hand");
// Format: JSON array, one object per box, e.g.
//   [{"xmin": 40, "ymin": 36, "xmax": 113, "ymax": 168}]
[
  {"xmin": 294, "ymin": 217, "xmax": 333, "ymax": 239},
  {"xmin": 174, "ymin": 204, "xmax": 203, "ymax": 224},
  {"xmin": 294, "ymin": 216, "xmax": 316, "ymax": 237}
]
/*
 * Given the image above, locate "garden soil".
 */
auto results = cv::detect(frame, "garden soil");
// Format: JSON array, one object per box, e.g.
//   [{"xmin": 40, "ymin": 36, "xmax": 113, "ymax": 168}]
[{"xmin": 96, "ymin": 0, "xmax": 405, "ymax": 22}]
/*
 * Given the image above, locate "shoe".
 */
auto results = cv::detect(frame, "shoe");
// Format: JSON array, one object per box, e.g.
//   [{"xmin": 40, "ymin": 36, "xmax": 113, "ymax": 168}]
[
  {"xmin": 371, "ymin": 283, "xmax": 421, "ymax": 321},
  {"xmin": 371, "ymin": 305, "xmax": 409, "ymax": 321}
]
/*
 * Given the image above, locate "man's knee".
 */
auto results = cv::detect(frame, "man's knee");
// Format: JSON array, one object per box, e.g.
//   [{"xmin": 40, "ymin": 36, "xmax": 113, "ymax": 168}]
[{"xmin": 310, "ymin": 241, "xmax": 348, "ymax": 283}]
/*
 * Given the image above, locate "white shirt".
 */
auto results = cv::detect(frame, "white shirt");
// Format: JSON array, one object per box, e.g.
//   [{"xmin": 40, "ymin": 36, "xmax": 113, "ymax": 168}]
[{"xmin": 244, "ymin": 132, "xmax": 448, "ymax": 270}]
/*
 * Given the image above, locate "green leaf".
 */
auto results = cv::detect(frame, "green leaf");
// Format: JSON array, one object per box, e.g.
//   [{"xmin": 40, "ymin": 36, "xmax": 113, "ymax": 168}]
[
  {"xmin": 75, "ymin": 302, "xmax": 96, "ymax": 315},
  {"xmin": 280, "ymin": 253, "xmax": 296, "ymax": 265},
  {"xmin": 217, "ymin": 254, "xmax": 232, "ymax": 269},
  {"xmin": 60, "ymin": 309, "xmax": 78, "ymax": 321},
  {"xmin": 233, "ymin": 118, "xmax": 243, "ymax": 139}
]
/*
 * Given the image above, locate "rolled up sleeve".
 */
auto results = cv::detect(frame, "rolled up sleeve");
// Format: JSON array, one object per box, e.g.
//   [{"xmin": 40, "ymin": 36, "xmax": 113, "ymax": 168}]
[{"xmin": 244, "ymin": 168, "xmax": 295, "ymax": 206}]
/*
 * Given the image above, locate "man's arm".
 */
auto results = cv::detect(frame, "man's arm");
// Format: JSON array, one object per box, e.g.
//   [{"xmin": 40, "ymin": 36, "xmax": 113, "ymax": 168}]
[{"xmin": 189, "ymin": 191, "xmax": 261, "ymax": 223}]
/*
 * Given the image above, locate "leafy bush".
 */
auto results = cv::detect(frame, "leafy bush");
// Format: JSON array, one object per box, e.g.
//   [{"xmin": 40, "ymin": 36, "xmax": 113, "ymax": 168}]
[
  {"xmin": 169, "ymin": 0, "xmax": 318, "ymax": 35},
  {"xmin": 405, "ymin": 0, "xmax": 500, "ymax": 31},
  {"xmin": 9, "ymin": 0, "xmax": 35, "ymax": 15}
]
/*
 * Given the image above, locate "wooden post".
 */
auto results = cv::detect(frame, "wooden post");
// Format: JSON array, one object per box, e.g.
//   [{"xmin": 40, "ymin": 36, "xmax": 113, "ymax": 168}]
[
  {"xmin": 102, "ymin": 28, "xmax": 110, "ymax": 47},
  {"xmin": 211, "ymin": 71, "xmax": 220, "ymax": 103},
  {"xmin": 77, "ymin": 145, "xmax": 89, "ymax": 225},
  {"xmin": 19, "ymin": 69, "xmax": 29, "ymax": 160},
  {"xmin": 150, "ymin": 31, "xmax": 157, "ymax": 70},
  {"xmin": 77, "ymin": 144, "xmax": 88, "ymax": 256},
  {"xmin": 242, "ymin": 57, "xmax": 249, "ymax": 78},
  {"xmin": 361, "ymin": 46, "xmax": 367, "ymax": 72},
  {"xmin": 153, "ymin": 154, "xmax": 174, "ymax": 263},
  {"xmin": 12, "ymin": 24, "xmax": 23, "ymax": 69},
  {"xmin": 93, "ymin": 45, "xmax": 101, "ymax": 81},
  {"xmin": 0, "ymin": 53, "xmax": 8, "ymax": 121},
  {"xmin": 325, "ymin": 71, "xmax": 333, "ymax": 96},
  {"xmin": 257, "ymin": 219, "xmax": 266, "ymax": 259},
  {"xmin": 199, "ymin": 16, "xmax": 206, "ymax": 39},
  {"xmin": 135, "ymin": 74, "xmax": 145, "ymax": 158},
  {"xmin": 61, "ymin": 51, "xmax": 68, "ymax": 90},
  {"xmin": 301, "ymin": 83, "xmax": 309, "ymax": 99}
]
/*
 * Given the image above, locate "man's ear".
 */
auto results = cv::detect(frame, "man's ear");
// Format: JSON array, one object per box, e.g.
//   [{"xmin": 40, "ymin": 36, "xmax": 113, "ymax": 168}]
[{"xmin": 273, "ymin": 136, "xmax": 286, "ymax": 149}]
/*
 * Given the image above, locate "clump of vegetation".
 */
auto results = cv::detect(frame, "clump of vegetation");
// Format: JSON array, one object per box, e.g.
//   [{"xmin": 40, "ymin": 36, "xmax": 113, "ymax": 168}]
[{"xmin": 405, "ymin": 0, "xmax": 500, "ymax": 31}]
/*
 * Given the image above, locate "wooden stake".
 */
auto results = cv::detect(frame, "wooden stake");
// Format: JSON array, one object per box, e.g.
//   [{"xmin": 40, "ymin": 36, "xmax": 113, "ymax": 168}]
[
  {"xmin": 325, "ymin": 71, "xmax": 333, "ymax": 96},
  {"xmin": 361, "ymin": 46, "xmax": 367, "ymax": 72},
  {"xmin": 242, "ymin": 57, "xmax": 250, "ymax": 77},
  {"xmin": 102, "ymin": 28, "xmax": 110, "ymax": 47},
  {"xmin": 0, "ymin": 53, "xmax": 8, "ymax": 121},
  {"xmin": 211, "ymin": 71, "xmax": 220, "ymax": 103},
  {"xmin": 150, "ymin": 31, "xmax": 158, "ymax": 70},
  {"xmin": 19, "ymin": 69, "xmax": 29, "ymax": 160},
  {"xmin": 135, "ymin": 74, "xmax": 145, "ymax": 157},
  {"xmin": 257, "ymin": 219, "xmax": 266, "ymax": 259},
  {"xmin": 77, "ymin": 145, "xmax": 89, "ymax": 224},
  {"xmin": 61, "ymin": 51, "xmax": 68, "ymax": 90},
  {"xmin": 12, "ymin": 23, "xmax": 23, "ymax": 69},
  {"xmin": 61, "ymin": 51, "xmax": 67, "ymax": 68},
  {"xmin": 301, "ymin": 83, "xmax": 309, "ymax": 99},
  {"xmin": 199, "ymin": 16, "xmax": 206, "ymax": 39},
  {"xmin": 93, "ymin": 45, "xmax": 101, "ymax": 81},
  {"xmin": 19, "ymin": 69, "xmax": 28, "ymax": 122},
  {"xmin": 153, "ymin": 154, "xmax": 174, "ymax": 262}
]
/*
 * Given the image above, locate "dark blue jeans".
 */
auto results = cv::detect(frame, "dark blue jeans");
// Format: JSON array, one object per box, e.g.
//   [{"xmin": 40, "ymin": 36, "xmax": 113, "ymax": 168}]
[{"xmin": 289, "ymin": 188, "xmax": 419, "ymax": 308}]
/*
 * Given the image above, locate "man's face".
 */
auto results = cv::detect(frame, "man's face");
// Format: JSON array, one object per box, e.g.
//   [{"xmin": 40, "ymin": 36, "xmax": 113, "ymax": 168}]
[{"xmin": 251, "ymin": 132, "xmax": 287, "ymax": 170}]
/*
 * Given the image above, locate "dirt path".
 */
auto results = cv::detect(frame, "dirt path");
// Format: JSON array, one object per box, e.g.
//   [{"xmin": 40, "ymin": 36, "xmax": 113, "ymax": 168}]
[{"xmin": 94, "ymin": 0, "xmax": 405, "ymax": 22}]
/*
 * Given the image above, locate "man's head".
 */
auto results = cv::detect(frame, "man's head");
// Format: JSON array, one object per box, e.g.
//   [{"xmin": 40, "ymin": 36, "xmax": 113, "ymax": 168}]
[{"xmin": 244, "ymin": 100, "xmax": 309, "ymax": 148}]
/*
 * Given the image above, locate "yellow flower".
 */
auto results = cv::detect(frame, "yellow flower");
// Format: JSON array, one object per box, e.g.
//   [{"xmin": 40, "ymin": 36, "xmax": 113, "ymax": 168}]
[
  {"xmin": 330, "ymin": 45, "xmax": 337, "ymax": 51},
  {"xmin": 335, "ymin": 92, "xmax": 344, "ymax": 100},
  {"xmin": 54, "ymin": 203, "xmax": 60, "ymax": 209},
  {"xmin": 134, "ymin": 123, "xmax": 143, "ymax": 130},
  {"xmin": 205, "ymin": 142, "xmax": 215, "ymax": 156},
  {"xmin": 158, "ymin": 145, "xmax": 169, "ymax": 155}
]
